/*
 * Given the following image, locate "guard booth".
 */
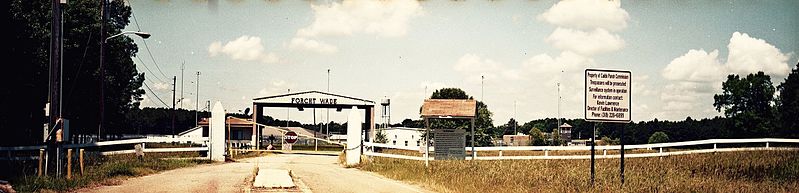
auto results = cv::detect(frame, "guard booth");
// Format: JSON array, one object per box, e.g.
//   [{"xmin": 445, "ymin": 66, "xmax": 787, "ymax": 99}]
[
  {"xmin": 251, "ymin": 91, "xmax": 376, "ymax": 149},
  {"xmin": 420, "ymin": 99, "xmax": 477, "ymax": 164}
]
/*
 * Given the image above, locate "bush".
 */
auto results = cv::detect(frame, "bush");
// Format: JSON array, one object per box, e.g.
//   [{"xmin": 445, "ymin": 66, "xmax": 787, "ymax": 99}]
[{"xmin": 648, "ymin": 131, "xmax": 669, "ymax": 144}]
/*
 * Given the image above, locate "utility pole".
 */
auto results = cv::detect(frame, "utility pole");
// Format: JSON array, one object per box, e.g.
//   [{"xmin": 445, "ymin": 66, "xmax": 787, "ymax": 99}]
[
  {"xmin": 180, "ymin": 62, "xmax": 184, "ymax": 109},
  {"xmin": 326, "ymin": 69, "xmax": 330, "ymax": 136},
  {"xmin": 481, "ymin": 75, "xmax": 484, "ymax": 102},
  {"xmin": 47, "ymin": 0, "xmax": 65, "ymax": 176},
  {"xmin": 287, "ymin": 88, "xmax": 290, "ymax": 128},
  {"xmin": 172, "ymin": 76, "xmax": 176, "ymax": 137},
  {"xmin": 98, "ymin": 0, "xmax": 107, "ymax": 142},
  {"xmin": 514, "ymin": 100, "xmax": 517, "ymax": 134},
  {"xmin": 557, "ymin": 63, "xmax": 564, "ymax": 145},
  {"xmin": 196, "ymin": 71, "xmax": 200, "ymax": 127}
]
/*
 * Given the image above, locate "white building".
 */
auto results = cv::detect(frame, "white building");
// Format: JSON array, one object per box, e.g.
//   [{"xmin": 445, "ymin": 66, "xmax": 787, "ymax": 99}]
[{"xmin": 382, "ymin": 127, "xmax": 424, "ymax": 148}]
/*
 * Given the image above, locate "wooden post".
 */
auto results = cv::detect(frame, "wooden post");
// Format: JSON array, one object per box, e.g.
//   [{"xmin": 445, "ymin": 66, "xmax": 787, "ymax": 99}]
[
  {"xmin": 66, "ymin": 149, "xmax": 72, "ymax": 179},
  {"xmin": 79, "ymin": 149, "xmax": 84, "ymax": 175},
  {"xmin": 38, "ymin": 149, "xmax": 44, "ymax": 177}
]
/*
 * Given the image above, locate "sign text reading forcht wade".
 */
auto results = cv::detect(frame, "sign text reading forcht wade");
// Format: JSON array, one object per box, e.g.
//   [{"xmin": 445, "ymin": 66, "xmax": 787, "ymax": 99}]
[
  {"xmin": 585, "ymin": 69, "xmax": 631, "ymax": 122},
  {"xmin": 291, "ymin": 97, "xmax": 338, "ymax": 105}
]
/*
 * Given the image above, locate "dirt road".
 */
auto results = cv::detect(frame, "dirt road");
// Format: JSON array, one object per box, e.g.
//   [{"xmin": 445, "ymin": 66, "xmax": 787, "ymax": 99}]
[
  {"xmin": 81, "ymin": 153, "xmax": 432, "ymax": 193},
  {"xmin": 246, "ymin": 153, "xmax": 433, "ymax": 193},
  {"xmin": 82, "ymin": 161, "xmax": 255, "ymax": 193}
]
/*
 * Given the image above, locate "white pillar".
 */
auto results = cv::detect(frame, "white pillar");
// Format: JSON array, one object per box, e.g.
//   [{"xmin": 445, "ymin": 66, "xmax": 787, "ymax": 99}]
[
  {"xmin": 346, "ymin": 107, "xmax": 362, "ymax": 166},
  {"xmin": 210, "ymin": 102, "xmax": 226, "ymax": 162}
]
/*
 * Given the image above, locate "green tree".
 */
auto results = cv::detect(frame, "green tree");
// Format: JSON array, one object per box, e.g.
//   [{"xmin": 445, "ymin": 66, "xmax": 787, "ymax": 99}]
[
  {"xmin": 3, "ymin": 0, "xmax": 144, "ymax": 145},
  {"xmin": 528, "ymin": 127, "xmax": 546, "ymax": 146},
  {"xmin": 374, "ymin": 128, "xmax": 388, "ymax": 143},
  {"xmin": 777, "ymin": 62, "xmax": 799, "ymax": 138},
  {"xmin": 427, "ymin": 88, "xmax": 495, "ymax": 146},
  {"xmin": 713, "ymin": 72, "xmax": 776, "ymax": 137},
  {"xmin": 648, "ymin": 131, "xmax": 669, "ymax": 144}
]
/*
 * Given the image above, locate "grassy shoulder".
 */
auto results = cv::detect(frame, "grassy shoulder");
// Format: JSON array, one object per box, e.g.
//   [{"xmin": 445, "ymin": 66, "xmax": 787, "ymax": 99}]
[
  {"xmin": 359, "ymin": 150, "xmax": 799, "ymax": 193},
  {"xmin": 14, "ymin": 153, "xmax": 211, "ymax": 192}
]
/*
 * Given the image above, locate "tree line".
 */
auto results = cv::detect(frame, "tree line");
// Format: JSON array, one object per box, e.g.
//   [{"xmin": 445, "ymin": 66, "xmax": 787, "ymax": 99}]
[{"xmin": 393, "ymin": 64, "xmax": 798, "ymax": 146}]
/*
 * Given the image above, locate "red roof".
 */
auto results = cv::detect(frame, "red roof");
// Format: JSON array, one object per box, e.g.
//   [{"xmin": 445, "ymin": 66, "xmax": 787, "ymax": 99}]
[{"xmin": 198, "ymin": 117, "xmax": 253, "ymax": 127}]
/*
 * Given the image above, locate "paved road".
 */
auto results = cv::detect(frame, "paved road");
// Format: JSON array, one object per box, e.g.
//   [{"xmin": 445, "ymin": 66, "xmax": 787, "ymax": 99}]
[
  {"xmin": 81, "ymin": 153, "xmax": 432, "ymax": 193},
  {"xmin": 246, "ymin": 153, "xmax": 433, "ymax": 193}
]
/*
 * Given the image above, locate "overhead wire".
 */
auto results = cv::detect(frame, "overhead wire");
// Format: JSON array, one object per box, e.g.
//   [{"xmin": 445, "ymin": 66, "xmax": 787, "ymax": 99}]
[
  {"xmin": 142, "ymin": 81, "xmax": 171, "ymax": 108},
  {"xmin": 128, "ymin": 0, "xmax": 170, "ymax": 81}
]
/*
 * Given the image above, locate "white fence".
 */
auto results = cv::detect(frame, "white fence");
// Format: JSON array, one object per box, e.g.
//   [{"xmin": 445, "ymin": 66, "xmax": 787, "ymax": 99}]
[
  {"xmin": 364, "ymin": 138, "xmax": 799, "ymax": 161},
  {"xmin": 0, "ymin": 137, "xmax": 210, "ymax": 160}
]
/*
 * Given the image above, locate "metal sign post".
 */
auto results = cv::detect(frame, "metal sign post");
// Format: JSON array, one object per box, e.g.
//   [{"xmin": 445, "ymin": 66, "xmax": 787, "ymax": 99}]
[{"xmin": 585, "ymin": 69, "xmax": 632, "ymax": 187}]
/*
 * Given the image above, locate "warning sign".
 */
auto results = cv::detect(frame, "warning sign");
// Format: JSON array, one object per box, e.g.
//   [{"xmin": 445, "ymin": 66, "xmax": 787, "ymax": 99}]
[{"xmin": 585, "ymin": 69, "xmax": 631, "ymax": 122}]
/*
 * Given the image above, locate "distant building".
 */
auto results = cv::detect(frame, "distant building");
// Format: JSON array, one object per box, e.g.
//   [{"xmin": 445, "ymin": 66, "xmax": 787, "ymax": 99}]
[
  {"xmin": 502, "ymin": 133, "xmax": 531, "ymax": 146},
  {"xmin": 559, "ymin": 123, "xmax": 572, "ymax": 143},
  {"xmin": 198, "ymin": 117, "xmax": 254, "ymax": 148},
  {"xmin": 261, "ymin": 126, "xmax": 326, "ymax": 146},
  {"xmin": 382, "ymin": 127, "xmax": 423, "ymax": 148},
  {"xmin": 329, "ymin": 134, "xmax": 347, "ymax": 144}
]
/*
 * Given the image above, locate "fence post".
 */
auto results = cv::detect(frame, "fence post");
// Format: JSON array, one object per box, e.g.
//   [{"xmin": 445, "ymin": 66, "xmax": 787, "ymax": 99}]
[
  {"xmin": 713, "ymin": 143, "xmax": 717, "ymax": 150},
  {"xmin": 38, "ymin": 149, "xmax": 44, "ymax": 177},
  {"xmin": 603, "ymin": 149, "xmax": 607, "ymax": 156},
  {"xmin": 766, "ymin": 142, "xmax": 769, "ymax": 148},
  {"xmin": 544, "ymin": 149, "xmax": 549, "ymax": 157},
  {"xmin": 659, "ymin": 147, "xmax": 663, "ymax": 155},
  {"xmin": 67, "ymin": 149, "xmax": 72, "ymax": 179},
  {"xmin": 79, "ymin": 149, "xmax": 84, "ymax": 175},
  {"xmin": 499, "ymin": 150, "xmax": 503, "ymax": 157}
]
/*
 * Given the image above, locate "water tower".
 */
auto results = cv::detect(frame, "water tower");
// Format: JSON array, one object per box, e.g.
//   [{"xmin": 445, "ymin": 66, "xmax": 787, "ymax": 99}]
[{"xmin": 380, "ymin": 97, "xmax": 390, "ymax": 128}]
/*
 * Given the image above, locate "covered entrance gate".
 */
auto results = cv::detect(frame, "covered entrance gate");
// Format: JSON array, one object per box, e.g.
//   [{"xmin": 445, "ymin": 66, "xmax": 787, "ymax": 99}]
[{"xmin": 250, "ymin": 91, "xmax": 376, "ymax": 149}]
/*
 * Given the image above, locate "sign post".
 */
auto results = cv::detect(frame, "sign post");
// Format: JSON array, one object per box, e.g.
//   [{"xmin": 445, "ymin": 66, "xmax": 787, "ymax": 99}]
[
  {"xmin": 284, "ymin": 131, "xmax": 298, "ymax": 151},
  {"xmin": 585, "ymin": 69, "xmax": 631, "ymax": 186}
]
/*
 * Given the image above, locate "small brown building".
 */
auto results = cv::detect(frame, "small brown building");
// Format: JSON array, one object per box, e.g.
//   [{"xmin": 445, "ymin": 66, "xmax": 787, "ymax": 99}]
[{"xmin": 502, "ymin": 134, "xmax": 531, "ymax": 146}]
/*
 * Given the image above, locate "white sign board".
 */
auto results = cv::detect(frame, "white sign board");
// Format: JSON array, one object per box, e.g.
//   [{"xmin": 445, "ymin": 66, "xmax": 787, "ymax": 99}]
[
  {"xmin": 585, "ymin": 69, "xmax": 631, "ymax": 122},
  {"xmin": 253, "ymin": 91, "xmax": 373, "ymax": 106}
]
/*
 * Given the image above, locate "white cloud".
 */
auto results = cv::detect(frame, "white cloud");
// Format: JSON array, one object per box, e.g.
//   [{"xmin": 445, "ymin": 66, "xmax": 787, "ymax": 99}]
[
  {"xmin": 538, "ymin": 0, "xmax": 629, "ymax": 31},
  {"xmin": 288, "ymin": 37, "xmax": 338, "ymax": 54},
  {"xmin": 522, "ymin": 51, "xmax": 595, "ymax": 74},
  {"xmin": 662, "ymin": 49, "xmax": 726, "ymax": 82},
  {"xmin": 153, "ymin": 82, "xmax": 171, "ymax": 91},
  {"xmin": 208, "ymin": 35, "xmax": 279, "ymax": 64},
  {"xmin": 726, "ymin": 32, "xmax": 792, "ymax": 80},
  {"xmin": 297, "ymin": 0, "xmax": 423, "ymax": 38},
  {"xmin": 257, "ymin": 79, "xmax": 295, "ymax": 97},
  {"xmin": 657, "ymin": 31, "xmax": 793, "ymax": 120},
  {"xmin": 545, "ymin": 28, "xmax": 625, "ymax": 56},
  {"xmin": 453, "ymin": 54, "xmax": 502, "ymax": 74}
]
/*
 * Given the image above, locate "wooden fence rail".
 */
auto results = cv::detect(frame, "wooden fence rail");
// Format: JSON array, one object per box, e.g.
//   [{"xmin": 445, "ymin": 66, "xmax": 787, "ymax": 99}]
[{"xmin": 363, "ymin": 138, "xmax": 799, "ymax": 161}]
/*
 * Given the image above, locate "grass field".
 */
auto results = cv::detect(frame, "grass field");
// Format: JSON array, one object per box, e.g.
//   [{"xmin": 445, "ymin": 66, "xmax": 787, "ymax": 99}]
[
  {"xmin": 359, "ymin": 150, "xmax": 799, "ymax": 193},
  {"xmin": 9, "ymin": 153, "xmax": 210, "ymax": 192}
]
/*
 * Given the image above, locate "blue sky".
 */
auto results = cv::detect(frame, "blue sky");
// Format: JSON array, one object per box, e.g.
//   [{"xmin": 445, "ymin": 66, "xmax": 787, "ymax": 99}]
[{"xmin": 124, "ymin": 0, "xmax": 798, "ymax": 126}]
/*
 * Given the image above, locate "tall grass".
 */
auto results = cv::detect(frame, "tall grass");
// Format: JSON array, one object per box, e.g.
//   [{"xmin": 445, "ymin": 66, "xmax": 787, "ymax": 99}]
[
  {"xmin": 360, "ymin": 150, "xmax": 799, "ymax": 192},
  {"xmin": 13, "ymin": 153, "xmax": 210, "ymax": 192}
]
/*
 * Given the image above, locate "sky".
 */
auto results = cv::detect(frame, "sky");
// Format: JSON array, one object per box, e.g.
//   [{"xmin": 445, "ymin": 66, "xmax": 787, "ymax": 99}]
[{"xmin": 123, "ymin": 0, "xmax": 799, "ymax": 126}]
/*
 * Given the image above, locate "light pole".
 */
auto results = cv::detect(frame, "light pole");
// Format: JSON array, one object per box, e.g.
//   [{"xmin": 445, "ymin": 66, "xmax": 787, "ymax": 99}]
[
  {"xmin": 99, "ymin": 30, "xmax": 150, "ymax": 141},
  {"xmin": 326, "ymin": 69, "xmax": 330, "ymax": 136}
]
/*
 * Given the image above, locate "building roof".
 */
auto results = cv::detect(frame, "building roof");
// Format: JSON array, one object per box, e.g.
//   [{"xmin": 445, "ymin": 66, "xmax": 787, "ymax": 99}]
[
  {"xmin": 261, "ymin": 126, "xmax": 327, "ymax": 138},
  {"xmin": 382, "ymin": 127, "xmax": 424, "ymax": 131},
  {"xmin": 253, "ymin": 90, "xmax": 375, "ymax": 104},
  {"xmin": 559, "ymin": 123, "xmax": 572, "ymax": 128},
  {"xmin": 420, "ymin": 99, "xmax": 477, "ymax": 118},
  {"xmin": 178, "ymin": 126, "xmax": 203, "ymax": 136},
  {"xmin": 198, "ymin": 117, "xmax": 253, "ymax": 127}
]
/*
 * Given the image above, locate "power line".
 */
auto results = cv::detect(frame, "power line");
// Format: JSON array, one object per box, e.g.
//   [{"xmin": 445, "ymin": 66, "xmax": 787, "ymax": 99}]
[
  {"xmin": 127, "ymin": 0, "xmax": 170, "ymax": 80},
  {"xmin": 142, "ymin": 81, "xmax": 171, "ymax": 108},
  {"xmin": 135, "ymin": 55, "xmax": 167, "ymax": 83},
  {"xmin": 141, "ymin": 37, "xmax": 169, "ymax": 79}
]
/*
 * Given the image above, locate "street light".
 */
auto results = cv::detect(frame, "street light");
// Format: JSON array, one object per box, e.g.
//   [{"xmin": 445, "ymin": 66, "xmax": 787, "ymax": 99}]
[
  {"xmin": 105, "ymin": 31, "xmax": 151, "ymax": 42},
  {"xmin": 98, "ymin": 30, "xmax": 150, "ymax": 141}
]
